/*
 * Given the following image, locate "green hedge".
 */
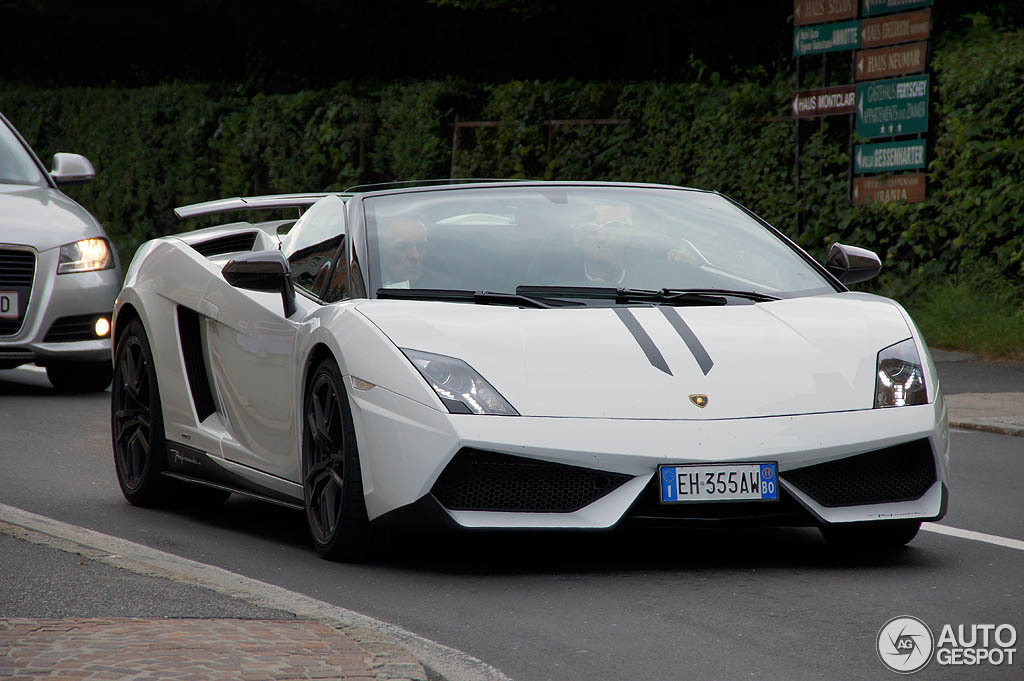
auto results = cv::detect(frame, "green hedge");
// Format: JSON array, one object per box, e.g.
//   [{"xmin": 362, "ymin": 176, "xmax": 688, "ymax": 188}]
[{"xmin": 2, "ymin": 19, "xmax": 1021, "ymax": 298}]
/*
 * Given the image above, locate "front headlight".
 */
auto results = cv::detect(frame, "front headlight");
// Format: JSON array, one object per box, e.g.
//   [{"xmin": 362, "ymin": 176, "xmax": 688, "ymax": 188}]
[
  {"xmin": 401, "ymin": 348, "xmax": 519, "ymax": 416},
  {"xmin": 57, "ymin": 238, "xmax": 114, "ymax": 274},
  {"xmin": 874, "ymin": 338, "xmax": 928, "ymax": 407}
]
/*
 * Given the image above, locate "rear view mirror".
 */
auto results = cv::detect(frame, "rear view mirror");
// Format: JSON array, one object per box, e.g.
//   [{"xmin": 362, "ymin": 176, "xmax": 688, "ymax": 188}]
[
  {"xmin": 50, "ymin": 153, "xmax": 96, "ymax": 185},
  {"xmin": 826, "ymin": 243, "xmax": 882, "ymax": 285},
  {"xmin": 222, "ymin": 250, "xmax": 296, "ymax": 317}
]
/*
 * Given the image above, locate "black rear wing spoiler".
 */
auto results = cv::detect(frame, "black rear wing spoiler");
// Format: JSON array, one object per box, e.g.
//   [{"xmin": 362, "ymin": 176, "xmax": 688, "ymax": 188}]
[{"xmin": 174, "ymin": 192, "xmax": 352, "ymax": 220}]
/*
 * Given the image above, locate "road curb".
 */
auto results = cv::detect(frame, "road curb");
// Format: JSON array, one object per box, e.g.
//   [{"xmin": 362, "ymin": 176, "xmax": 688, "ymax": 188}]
[
  {"xmin": 0, "ymin": 503, "xmax": 513, "ymax": 681},
  {"xmin": 949, "ymin": 419, "xmax": 1024, "ymax": 438}
]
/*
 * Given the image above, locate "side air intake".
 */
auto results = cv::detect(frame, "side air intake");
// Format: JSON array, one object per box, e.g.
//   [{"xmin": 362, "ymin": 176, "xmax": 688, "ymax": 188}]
[
  {"xmin": 192, "ymin": 232, "xmax": 258, "ymax": 258},
  {"xmin": 177, "ymin": 306, "xmax": 217, "ymax": 422}
]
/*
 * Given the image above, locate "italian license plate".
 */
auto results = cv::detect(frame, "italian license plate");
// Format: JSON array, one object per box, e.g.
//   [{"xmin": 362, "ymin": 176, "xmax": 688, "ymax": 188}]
[
  {"xmin": 659, "ymin": 463, "xmax": 778, "ymax": 503},
  {"xmin": 0, "ymin": 291, "xmax": 17, "ymax": 319}
]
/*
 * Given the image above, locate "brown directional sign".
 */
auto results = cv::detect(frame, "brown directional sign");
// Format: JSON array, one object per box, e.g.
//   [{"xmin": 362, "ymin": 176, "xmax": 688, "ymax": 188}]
[
  {"xmin": 861, "ymin": 9, "xmax": 931, "ymax": 48},
  {"xmin": 852, "ymin": 173, "xmax": 926, "ymax": 205},
  {"xmin": 856, "ymin": 41, "xmax": 928, "ymax": 80},
  {"xmin": 793, "ymin": 0, "xmax": 858, "ymax": 27},
  {"xmin": 792, "ymin": 84, "xmax": 857, "ymax": 118}
]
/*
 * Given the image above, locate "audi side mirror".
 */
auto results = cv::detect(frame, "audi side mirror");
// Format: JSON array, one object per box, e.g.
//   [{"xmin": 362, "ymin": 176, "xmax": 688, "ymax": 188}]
[
  {"xmin": 50, "ymin": 153, "xmax": 96, "ymax": 185},
  {"xmin": 222, "ymin": 250, "xmax": 296, "ymax": 317},
  {"xmin": 826, "ymin": 242, "xmax": 882, "ymax": 285}
]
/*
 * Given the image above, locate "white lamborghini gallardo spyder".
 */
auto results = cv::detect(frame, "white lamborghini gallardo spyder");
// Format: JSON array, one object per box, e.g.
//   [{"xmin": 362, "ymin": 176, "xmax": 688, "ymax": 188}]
[{"xmin": 111, "ymin": 181, "xmax": 949, "ymax": 560}]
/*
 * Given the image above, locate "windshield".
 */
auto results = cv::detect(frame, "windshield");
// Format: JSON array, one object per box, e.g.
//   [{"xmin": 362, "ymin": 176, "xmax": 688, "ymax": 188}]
[
  {"xmin": 363, "ymin": 185, "xmax": 833, "ymax": 298},
  {"xmin": 0, "ymin": 119, "xmax": 48, "ymax": 187}
]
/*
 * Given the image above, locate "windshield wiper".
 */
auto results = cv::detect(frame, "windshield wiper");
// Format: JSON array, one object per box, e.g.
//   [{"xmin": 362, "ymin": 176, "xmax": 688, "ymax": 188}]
[
  {"xmin": 660, "ymin": 288, "xmax": 781, "ymax": 302},
  {"xmin": 375, "ymin": 288, "xmax": 578, "ymax": 309},
  {"xmin": 515, "ymin": 286, "xmax": 730, "ymax": 306}
]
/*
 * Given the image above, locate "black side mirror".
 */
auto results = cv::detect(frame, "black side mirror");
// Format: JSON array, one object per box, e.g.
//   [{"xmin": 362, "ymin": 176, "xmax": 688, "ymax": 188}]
[
  {"xmin": 222, "ymin": 250, "xmax": 297, "ymax": 317},
  {"xmin": 825, "ymin": 242, "xmax": 882, "ymax": 285}
]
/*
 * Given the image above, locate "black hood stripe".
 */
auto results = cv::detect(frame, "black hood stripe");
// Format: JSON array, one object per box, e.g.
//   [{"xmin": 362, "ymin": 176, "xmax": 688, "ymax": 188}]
[
  {"xmin": 613, "ymin": 308, "xmax": 672, "ymax": 375},
  {"xmin": 659, "ymin": 307, "xmax": 714, "ymax": 375}
]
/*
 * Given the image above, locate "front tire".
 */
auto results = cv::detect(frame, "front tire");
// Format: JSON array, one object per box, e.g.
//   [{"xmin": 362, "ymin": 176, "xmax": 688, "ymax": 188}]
[
  {"xmin": 47, "ymin": 361, "xmax": 113, "ymax": 393},
  {"xmin": 111, "ymin": 319, "xmax": 169, "ymax": 506},
  {"xmin": 302, "ymin": 358, "xmax": 371, "ymax": 561},
  {"xmin": 820, "ymin": 520, "xmax": 921, "ymax": 551}
]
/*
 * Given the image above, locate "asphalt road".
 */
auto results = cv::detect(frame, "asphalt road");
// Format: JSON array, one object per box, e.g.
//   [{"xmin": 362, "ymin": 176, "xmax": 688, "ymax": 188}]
[{"xmin": 1, "ymin": 365, "xmax": 1021, "ymax": 681}]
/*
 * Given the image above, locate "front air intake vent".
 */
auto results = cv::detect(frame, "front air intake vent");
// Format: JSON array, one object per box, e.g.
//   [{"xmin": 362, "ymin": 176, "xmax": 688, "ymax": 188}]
[
  {"xmin": 782, "ymin": 439, "xmax": 936, "ymax": 508},
  {"xmin": 431, "ymin": 449, "xmax": 632, "ymax": 513},
  {"xmin": 192, "ymin": 232, "xmax": 257, "ymax": 258}
]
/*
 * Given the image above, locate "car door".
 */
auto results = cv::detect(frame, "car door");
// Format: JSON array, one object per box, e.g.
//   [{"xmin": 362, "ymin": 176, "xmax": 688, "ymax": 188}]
[{"xmin": 203, "ymin": 195, "xmax": 347, "ymax": 481}]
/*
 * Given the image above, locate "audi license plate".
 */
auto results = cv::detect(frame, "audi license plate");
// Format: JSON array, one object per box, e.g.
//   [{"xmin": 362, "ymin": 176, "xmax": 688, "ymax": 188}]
[
  {"xmin": 0, "ymin": 291, "xmax": 17, "ymax": 319},
  {"xmin": 659, "ymin": 463, "xmax": 778, "ymax": 503}
]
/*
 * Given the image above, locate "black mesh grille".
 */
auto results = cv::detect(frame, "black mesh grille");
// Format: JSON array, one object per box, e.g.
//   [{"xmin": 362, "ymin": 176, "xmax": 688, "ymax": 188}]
[
  {"xmin": 192, "ymin": 232, "xmax": 257, "ymax": 257},
  {"xmin": 782, "ymin": 439, "xmax": 936, "ymax": 508},
  {"xmin": 0, "ymin": 249, "xmax": 35, "ymax": 287},
  {"xmin": 0, "ymin": 248, "xmax": 34, "ymax": 336},
  {"xmin": 0, "ymin": 317, "xmax": 22, "ymax": 336},
  {"xmin": 431, "ymin": 449, "xmax": 632, "ymax": 513},
  {"xmin": 44, "ymin": 314, "xmax": 109, "ymax": 342}
]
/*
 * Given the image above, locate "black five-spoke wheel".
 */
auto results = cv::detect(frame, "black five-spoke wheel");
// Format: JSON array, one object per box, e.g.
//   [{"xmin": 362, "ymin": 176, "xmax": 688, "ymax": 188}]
[
  {"xmin": 111, "ymin": 319, "xmax": 168, "ymax": 506},
  {"xmin": 303, "ymin": 359, "xmax": 370, "ymax": 561}
]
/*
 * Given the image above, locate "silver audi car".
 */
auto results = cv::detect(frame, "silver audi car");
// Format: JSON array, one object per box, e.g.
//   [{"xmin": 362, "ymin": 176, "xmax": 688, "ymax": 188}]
[{"xmin": 0, "ymin": 112, "xmax": 122, "ymax": 391}]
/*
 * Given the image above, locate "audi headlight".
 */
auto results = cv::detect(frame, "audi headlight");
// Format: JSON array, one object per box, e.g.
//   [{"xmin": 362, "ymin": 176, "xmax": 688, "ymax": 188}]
[
  {"xmin": 57, "ymin": 238, "xmax": 114, "ymax": 274},
  {"xmin": 401, "ymin": 348, "xmax": 519, "ymax": 415},
  {"xmin": 874, "ymin": 338, "xmax": 927, "ymax": 408}
]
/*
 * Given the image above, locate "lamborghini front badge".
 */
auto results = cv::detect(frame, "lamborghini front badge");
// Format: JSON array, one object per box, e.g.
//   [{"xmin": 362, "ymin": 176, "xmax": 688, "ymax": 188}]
[{"xmin": 689, "ymin": 394, "xmax": 709, "ymax": 408}]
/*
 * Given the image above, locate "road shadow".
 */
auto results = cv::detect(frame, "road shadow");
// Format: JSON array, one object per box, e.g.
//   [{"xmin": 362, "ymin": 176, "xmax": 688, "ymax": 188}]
[
  {"xmin": 0, "ymin": 368, "xmax": 111, "ymax": 399},
  {"xmin": 369, "ymin": 523, "xmax": 946, "ymax": 575},
  {"xmin": 132, "ymin": 491, "xmax": 950, "ymax": 575},
  {"xmin": 155, "ymin": 495, "xmax": 311, "ymax": 551},
  {"xmin": 0, "ymin": 368, "xmax": 56, "ymax": 396}
]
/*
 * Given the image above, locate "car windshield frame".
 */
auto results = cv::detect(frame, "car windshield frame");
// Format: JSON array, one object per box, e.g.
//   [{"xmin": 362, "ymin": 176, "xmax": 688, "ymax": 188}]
[
  {"xmin": 360, "ymin": 183, "xmax": 841, "ymax": 303},
  {"xmin": 0, "ymin": 114, "xmax": 51, "ymax": 188}
]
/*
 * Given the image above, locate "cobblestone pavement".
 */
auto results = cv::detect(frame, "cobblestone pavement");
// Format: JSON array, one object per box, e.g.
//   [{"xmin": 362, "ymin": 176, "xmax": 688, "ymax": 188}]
[{"xmin": 0, "ymin": 618, "xmax": 382, "ymax": 681}]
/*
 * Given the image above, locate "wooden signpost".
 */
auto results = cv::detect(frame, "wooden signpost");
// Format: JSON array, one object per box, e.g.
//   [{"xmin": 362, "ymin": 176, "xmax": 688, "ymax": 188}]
[
  {"xmin": 862, "ymin": 0, "xmax": 933, "ymax": 18},
  {"xmin": 791, "ymin": 85, "xmax": 857, "ymax": 118},
  {"xmin": 856, "ymin": 41, "xmax": 928, "ymax": 80},
  {"xmin": 852, "ymin": 173, "xmax": 927, "ymax": 204},
  {"xmin": 856, "ymin": 74, "xmax": 929, "ymax": 138},
  {"xmin": 791, "ymin": 1, "xmax": 932, "ymax": 209},
  {"xmin": 794, "ymin": 0, "xmax": 858, "ymax": 26},
  {"xmin": 854, "ymin": 139, "xmax": 927, "ymax": 173},
  {"xmin": 860, "ymin": 9, "xmax": 931, "ymax": 47}
]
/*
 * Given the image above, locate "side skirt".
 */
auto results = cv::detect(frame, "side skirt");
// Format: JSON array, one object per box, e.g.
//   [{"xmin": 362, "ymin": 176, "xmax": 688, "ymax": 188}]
[{"xmin": 165, "ymin": 442, "xmax": 304, "ymax": 511}]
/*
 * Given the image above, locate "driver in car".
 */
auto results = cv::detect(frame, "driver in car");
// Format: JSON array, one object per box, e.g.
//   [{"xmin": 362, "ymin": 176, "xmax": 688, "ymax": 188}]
[{"xmin": 568, "ymin": 203, "xmax": 702, "ymax": 286}]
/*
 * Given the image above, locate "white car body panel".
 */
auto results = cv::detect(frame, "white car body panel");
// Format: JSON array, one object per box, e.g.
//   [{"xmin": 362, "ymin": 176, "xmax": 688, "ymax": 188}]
[{"xmin": 353, "ymin": 295, "xmax": 914, "ymax": 419}]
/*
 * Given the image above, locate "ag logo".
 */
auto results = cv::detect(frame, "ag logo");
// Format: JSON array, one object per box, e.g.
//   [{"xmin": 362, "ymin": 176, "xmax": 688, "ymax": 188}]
[
  {"xmin": 689, "ymin": 394, "xmax": 709, "ymax": 408},
  {"xmin": 877, "ymin": 616, "xmax": 934, "ymax": 674}
]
